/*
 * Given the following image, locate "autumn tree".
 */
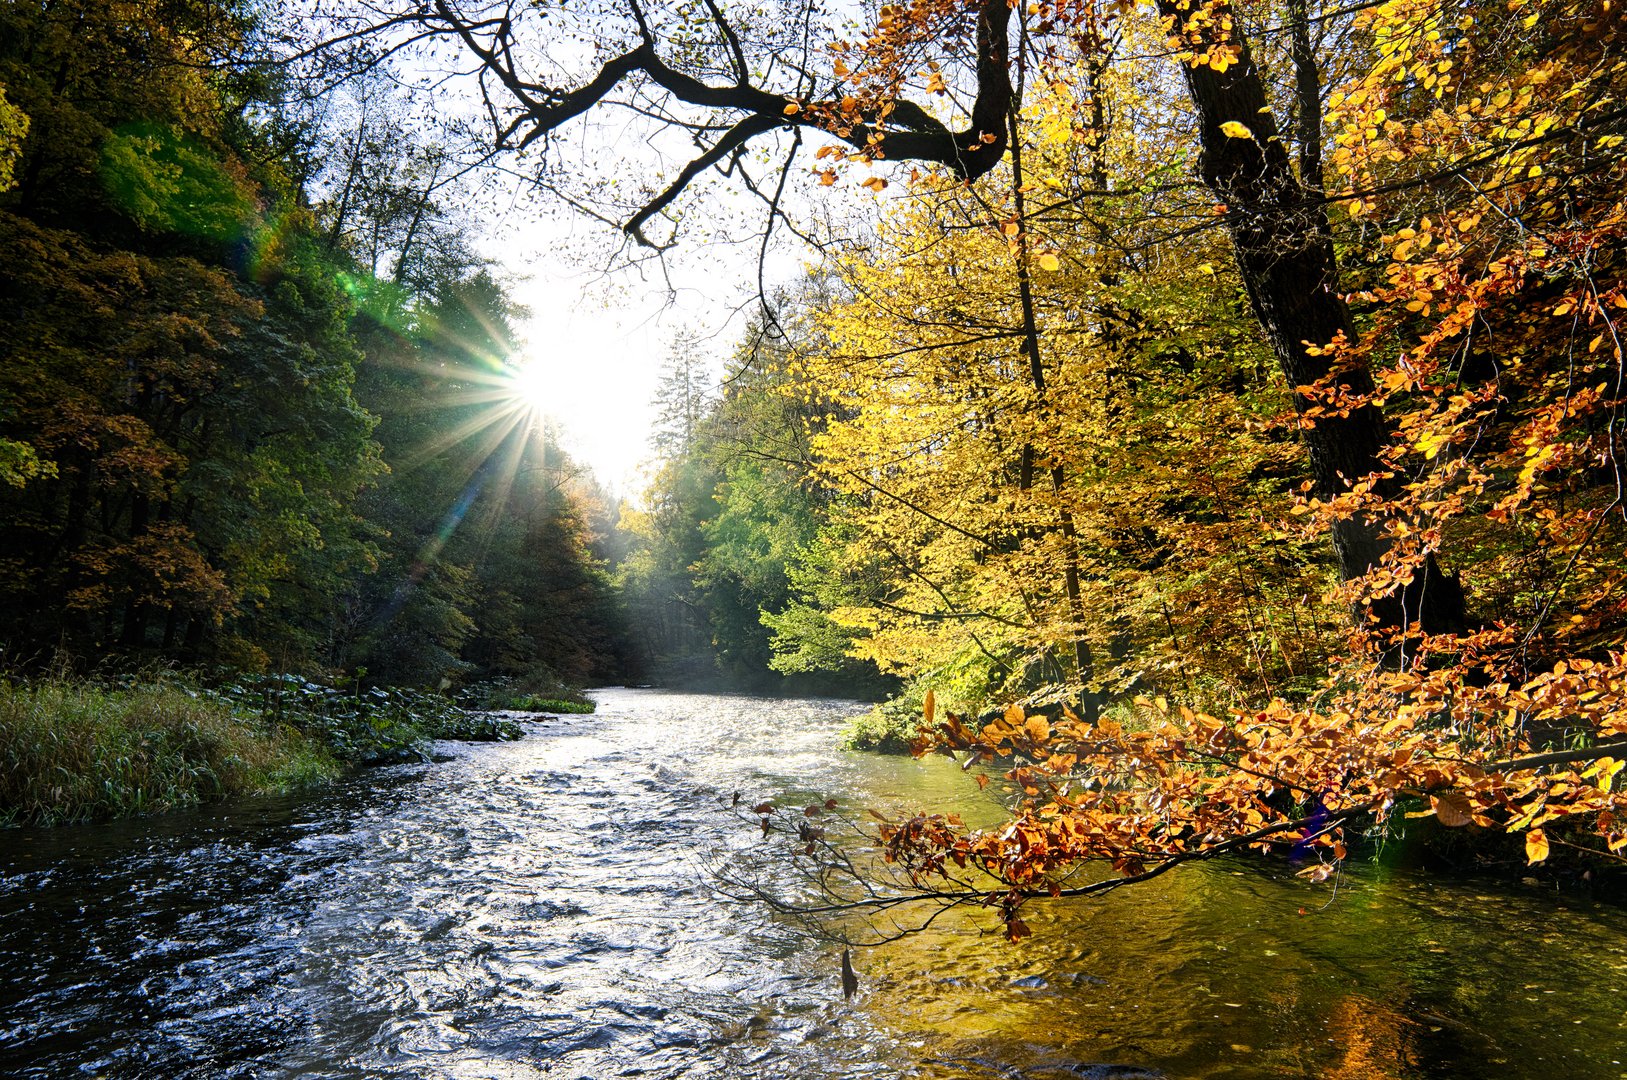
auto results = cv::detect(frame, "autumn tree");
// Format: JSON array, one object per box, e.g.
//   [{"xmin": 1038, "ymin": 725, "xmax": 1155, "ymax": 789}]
[
  {"xmin": 0, "ymin": 0, "xmax": 636, "ymax": 687},
  {"xmin": 0, "ymin": 0, "xmax": 386, "ymax": 663},
  {"xmin": 288, "ymin": 0, "xmax": 1627, "ymax": 915},
  {"xmin": 757, "ymin": 0, "xmax": 1627, "ymax": 930},
  {"xmin": 301, "ymin": 0, "xmax": 1464, "ymax": 636}
]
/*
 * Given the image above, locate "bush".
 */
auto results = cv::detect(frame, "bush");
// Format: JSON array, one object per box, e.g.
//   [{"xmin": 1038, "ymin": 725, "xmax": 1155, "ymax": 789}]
[
  {"xmin": 504, "ymin": 695, "xmax": 595, "ymax": 714},
  {"xmin": 461, "ymin": 676, "xmax": 595, "ymax": 714},
  {"xmin": 840, "ymin": 693, "xmax": 929, "ymax": 753}
]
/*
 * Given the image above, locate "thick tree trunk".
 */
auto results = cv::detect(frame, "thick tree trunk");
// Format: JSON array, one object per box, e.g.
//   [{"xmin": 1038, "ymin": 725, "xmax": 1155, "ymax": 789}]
[{"xmin": 1156, "ymin": 0, "xmax": 1465, "ymax": 636}]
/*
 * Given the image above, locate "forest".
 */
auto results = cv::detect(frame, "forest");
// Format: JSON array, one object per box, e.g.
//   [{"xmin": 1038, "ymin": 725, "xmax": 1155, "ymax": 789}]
[
  {"xmin": 2, "ymin": 0, "xmax": 1627, "ymax": 1019},
  {"xmin": 4, "ymin": 0, "xmax": 1627, "ymax": 1074}
]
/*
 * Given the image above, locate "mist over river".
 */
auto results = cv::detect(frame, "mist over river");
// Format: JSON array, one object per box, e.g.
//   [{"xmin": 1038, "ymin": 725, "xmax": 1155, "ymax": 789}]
[{"xmin": 2, "ymin": 688, "xmax": 1625, "ymax": 1078}]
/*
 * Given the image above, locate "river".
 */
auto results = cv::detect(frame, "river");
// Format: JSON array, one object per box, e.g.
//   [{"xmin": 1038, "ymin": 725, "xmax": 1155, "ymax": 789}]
[{"xmin": 2, "ymin": 688, "xmax": 1625, "ymax": 1078}]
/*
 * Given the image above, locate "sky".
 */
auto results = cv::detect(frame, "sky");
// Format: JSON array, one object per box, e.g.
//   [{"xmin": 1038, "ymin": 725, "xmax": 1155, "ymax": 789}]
[
  {"xmin": 502, "ymin": 256, "xmax": 683, "ymax": 496},
  {"xmin": 485, "ymin": 175, "xmax": 839, "ymax": 497}
]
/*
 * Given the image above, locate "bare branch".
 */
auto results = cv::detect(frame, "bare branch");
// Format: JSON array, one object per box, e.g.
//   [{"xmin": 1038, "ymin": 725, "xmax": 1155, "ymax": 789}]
[{"xmin": 624, "ymin": 113, "xmax": 782, "ymax": 245}]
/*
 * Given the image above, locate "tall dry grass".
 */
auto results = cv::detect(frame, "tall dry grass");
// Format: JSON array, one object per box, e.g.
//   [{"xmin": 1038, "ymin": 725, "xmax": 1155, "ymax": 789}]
[{"xmin": 0, "ymin": 679, "xmax": 338, "ymax": 825}]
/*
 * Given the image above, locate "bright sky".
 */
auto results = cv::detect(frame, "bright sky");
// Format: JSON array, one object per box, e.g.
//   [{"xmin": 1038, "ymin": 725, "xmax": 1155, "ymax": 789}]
[
  {"xmin": 488, "ymin": 197, "xmax": 824, "ymax": 497},
  {"xmin": 502, "ymin": 258, "xmax": 675, "ymax": 496},
  {"xmin": 308, "ymin": 5, "xmax": 890, "ymax": 500}
]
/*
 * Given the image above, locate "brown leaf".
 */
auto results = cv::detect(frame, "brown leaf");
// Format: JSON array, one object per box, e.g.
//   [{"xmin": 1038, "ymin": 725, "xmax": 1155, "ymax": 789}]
[
  {"xmin": 840, "ymin": 947, "xmax": 858, "ymax": 1000},
  {"xmin": 1432, "ymin": 792, "xmax": 1474, "ymax": 827}
]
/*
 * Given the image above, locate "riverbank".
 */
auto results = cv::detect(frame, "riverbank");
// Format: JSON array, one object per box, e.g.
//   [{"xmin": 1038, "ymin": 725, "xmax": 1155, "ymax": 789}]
[
  {"xmin": 0, "ymin": 675, "xmax": 596, "ymax": 826},
  {"xmin": 5, "ymin": 687, "xmax": 1624, "ymax": 1080},
  {"xmin": 0, "ymin": 680, "xmax": 339, "ymax": 825}
]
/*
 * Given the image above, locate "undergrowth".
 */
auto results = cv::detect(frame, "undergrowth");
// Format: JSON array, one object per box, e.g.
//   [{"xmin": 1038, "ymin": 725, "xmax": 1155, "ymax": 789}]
[
  {"xmin": 0, "ymin": 679, "xmax": 337, "ymax": 826},
  {"xmin": 1, "ymin": 672, "xmax": 541, "ymax": 826},
  {"xmin": 462, "ymin": 675, "xmax": 596, "ymax": 714}
]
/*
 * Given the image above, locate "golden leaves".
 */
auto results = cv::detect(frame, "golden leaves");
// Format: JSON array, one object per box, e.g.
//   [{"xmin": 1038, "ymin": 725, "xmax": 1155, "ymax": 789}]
[
  {"xmin": 1525, "ymin": 829, "xmax": 1550, "ymax": 864},
  {"xmin": 766, "ymin": 0, "xmax": 1626, "ymax": 944},
  {"xmin": 1025, "ymin": 715, "xmax": 1051, "ymax": 744}
]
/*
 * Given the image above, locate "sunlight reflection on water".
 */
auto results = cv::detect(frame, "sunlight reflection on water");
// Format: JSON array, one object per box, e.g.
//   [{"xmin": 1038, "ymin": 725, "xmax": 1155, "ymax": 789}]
[{"xmin": 2, "ymin": 688, "xmax": 1625, "ymax": 1079}]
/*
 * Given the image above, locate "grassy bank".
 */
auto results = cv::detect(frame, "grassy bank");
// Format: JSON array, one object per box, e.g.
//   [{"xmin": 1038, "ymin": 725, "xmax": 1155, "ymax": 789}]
[
  {"xmin": 461, "ymin": 674, "xmax": 596, "ymax": 715},
  {"xmin": 0, "ymin": 680, "xmax": 339, "ymax": 826}
]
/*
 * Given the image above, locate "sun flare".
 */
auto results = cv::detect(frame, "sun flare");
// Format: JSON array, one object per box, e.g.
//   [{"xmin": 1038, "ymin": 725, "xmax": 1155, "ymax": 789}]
[{"xmin": 506, "ymin": 358, "xmax": 552, "ymax": 415}]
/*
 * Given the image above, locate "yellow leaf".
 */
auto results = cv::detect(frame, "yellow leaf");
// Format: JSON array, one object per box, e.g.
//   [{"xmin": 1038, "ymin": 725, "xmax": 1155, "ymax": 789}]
[
  {"xmin": 1416, "ymin": 431, "xmax": 1449, "ymax": 459},
  {"xmin": 1525, "ymin": 829, "xmax": 1550, "ymax": 864},
  {"xmin": 1219, "ymin": 121, "xmax": 1253, "ymax": 139},
  {"xmin": 783, "ymin": 101, "xmax": 801, "ymax": 115},
  {"xmin": 861, "ymin": 176, "xmax": 887, "ymax": 193},
  {"xmin": 1037, "ymin": 253, "xmax": 1060, "ymax": 272}
]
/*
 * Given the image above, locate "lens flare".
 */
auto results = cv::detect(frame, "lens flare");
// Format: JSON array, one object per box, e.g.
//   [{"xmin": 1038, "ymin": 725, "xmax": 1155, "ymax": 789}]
[{"xmin": 506, "ymin": 359, "xmax": 551, "ymax": 416}]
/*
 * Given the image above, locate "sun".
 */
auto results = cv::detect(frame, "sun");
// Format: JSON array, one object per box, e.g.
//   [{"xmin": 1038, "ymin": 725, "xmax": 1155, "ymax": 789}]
[{"xmin": 506, "ymin": 357, "xmax": 551, "ymax": 416}]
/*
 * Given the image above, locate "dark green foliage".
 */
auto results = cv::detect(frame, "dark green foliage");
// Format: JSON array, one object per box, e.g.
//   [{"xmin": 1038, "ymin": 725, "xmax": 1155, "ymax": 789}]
[
  {"xmin": 211, "ymin": 674, "xmax": 522, "ymax": 765},
  {"xmin": 0, "ymin": 0, "xmax": 635, "ymax": 730}
]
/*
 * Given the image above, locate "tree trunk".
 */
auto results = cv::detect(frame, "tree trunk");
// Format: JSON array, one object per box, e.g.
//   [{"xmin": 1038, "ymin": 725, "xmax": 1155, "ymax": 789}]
[{"xmin": 1156, "ymin": 0, "xmax": 1465, "ymax": 636}]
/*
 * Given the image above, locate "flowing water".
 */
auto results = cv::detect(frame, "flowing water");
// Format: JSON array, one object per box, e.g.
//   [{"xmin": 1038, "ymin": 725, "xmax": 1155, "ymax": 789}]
[{"xmin": 2, "ymin": 688, "xmax": 1625, "ymax": 1079}]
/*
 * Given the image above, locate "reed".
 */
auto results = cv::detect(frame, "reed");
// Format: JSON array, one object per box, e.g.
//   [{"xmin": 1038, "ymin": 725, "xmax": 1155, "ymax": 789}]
[{"xmin": 0, "ymin": 679, "xmax": 339, "ymax": 826}]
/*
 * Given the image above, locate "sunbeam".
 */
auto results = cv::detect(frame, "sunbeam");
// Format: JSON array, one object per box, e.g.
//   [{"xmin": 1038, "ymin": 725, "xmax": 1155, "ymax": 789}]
[{"xmin": 366, "ymin": 347, "xmax": 560, "ymax": 631}]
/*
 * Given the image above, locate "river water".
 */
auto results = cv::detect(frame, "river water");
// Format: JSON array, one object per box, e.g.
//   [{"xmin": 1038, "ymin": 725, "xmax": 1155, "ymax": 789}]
[{"xmin": 2, "ymin": 688, "xmax": 1625, "ymax": 1079}]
